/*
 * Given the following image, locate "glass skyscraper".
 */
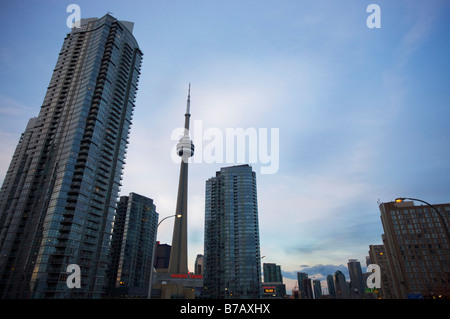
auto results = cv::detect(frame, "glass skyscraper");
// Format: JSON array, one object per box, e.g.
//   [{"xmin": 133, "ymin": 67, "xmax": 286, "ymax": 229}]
[
  {"xmin": 326, "ymin": 274, "xmax": 336, "ymax": 298},
  {"xmin": 203, "ymin": 164, "xmax": 261, "ymax": 299},
  {"xmin": 107, "ymin": 193, "xmax": 158, "ymax": 297},
  {"xmin": 347, "ymin": 258, "xmax": 365, "ymax": 297},
  {"xmin": 263, "ymin": 263, "xmax": 283, "ymax": 283},
  {"xmin": 0, "ymin": 14, "xmax": 142, "ymax": 298},
  {"xmin": 333, "ymin": 270, "xmax": 350, "ymax": 299},
  {"xmin": 297, "ymin": 272, "xmax": 313, "ymax": 299}
]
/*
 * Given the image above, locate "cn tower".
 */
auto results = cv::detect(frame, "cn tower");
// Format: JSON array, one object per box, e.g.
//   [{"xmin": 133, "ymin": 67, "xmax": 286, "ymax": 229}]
[{"xmin": 168, "ymin": 84, "xmax": 194, "ymax": 274}]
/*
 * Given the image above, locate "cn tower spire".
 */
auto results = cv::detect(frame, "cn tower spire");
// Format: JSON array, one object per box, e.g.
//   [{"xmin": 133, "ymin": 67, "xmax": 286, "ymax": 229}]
[
  {"xmin": 184, "ymin": 83, "xmax": 191, "ymax": 130},
  {"xmin": 168, "ymin": 84, "xmax": 194, "ymax": 274},
  {"xmin": 186, "ymin": 83, "xmax": 191, "ymax": 115}
]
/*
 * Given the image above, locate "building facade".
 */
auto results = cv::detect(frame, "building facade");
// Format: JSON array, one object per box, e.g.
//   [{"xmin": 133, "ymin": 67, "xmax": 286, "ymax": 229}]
[
  {"xmin": 263, "ymin": 263, "xmax": 283, "ymax": 283},
  {"xmin": 107, "ymin": 193, "xmax": 158, "ymax": 297},
  {"xmin": 0, "ymin": 14, "xmax": 142, "ymax": 298},
  {"xmin": 154, "ymin": 243, "xmax": 171, "ymax": 270},
  {"xmin": 312, "ymin": 279, "xmax": 322, "ymax": 299},
  {"xmin": 203, "ymin": 165, "xmax": 261, "ymax": 299},
  {"xmin": 333, "ymin": 270, "xmax": 350, "ymax": 299},
  {"xmin": 194, "ymin": 254, "xmax": 204, "ymax": 275},
  {"xmin": 368, "ymin": 243, "xmax": 396, "ymax": 299},
  {"xmin": 296, "ymin": 272, "xmax": 313, "ymax": 299},
  {"xmin": 347, "ymin": 259, "xmax": 365, "ymax": 297},
  {"xmin": 326, "ymin": 274, "xmax": 336, "ymax": 298},
  {"xmin": 379, "ymin": 200, "xmax": 450, "ymax": 299},
  {"xmin": 262, "ymin": 263, "xmax": 286, "ymax": 299}
]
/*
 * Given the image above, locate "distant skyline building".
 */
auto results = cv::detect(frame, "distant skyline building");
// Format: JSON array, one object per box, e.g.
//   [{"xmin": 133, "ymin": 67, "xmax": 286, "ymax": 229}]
[
  {"xmin": 368, "ymin": 243, "xmax": 396, "ymax": 299},
  {"xmin": 203, "ymin": 164, "xmax": 262, "ymax": 299},
  {"xmin": 326, "ymin": 274, "xmax": 336, "ymax": 298},
  {"xmin": 262, "ymin": 263, "xmax": 286, "ymax": 299},
  {"xmin": 347, "ymin": 259, "xmax": 365, "ymax": 297},
  {"xmin": 333, "ymin": 270, "xmax": 350, "ymax": 299},
  {"xmin": 296, "ymin": 272, "xmax": 312, "ymax": 299},
  {"xmin": 0, "ymin": 14, "xmax": 142, "ymax": 298},
  {"xmin": 379, "ymin": 200, "xmax": 450, "ymax": 299},
  {"xmin": 154, "ymin": 243, "xmax": 171, "ymax": 270},
  {"xmin": 194, "ymin": 254, "xmax": 204, "ymax": 275},
  {"xmin": 302, "ymin": 277, "xmax": 313, "ymax": 299},
  {"xmin": 263, "ymin": 263, "xmax": 283, "ymax": 283},
  {"xmin": 312, "ymin": 279, "xmax": 322, "ymax": 299},
  {"xmin": 107, "ymin": 193, "xmax": 158, "ymax": 297}
]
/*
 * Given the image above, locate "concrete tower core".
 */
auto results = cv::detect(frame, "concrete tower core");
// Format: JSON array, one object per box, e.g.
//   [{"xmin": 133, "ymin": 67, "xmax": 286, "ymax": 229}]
[{"xmin": 168, "ymin": 84, "xmax": 194, "ymax": 275}]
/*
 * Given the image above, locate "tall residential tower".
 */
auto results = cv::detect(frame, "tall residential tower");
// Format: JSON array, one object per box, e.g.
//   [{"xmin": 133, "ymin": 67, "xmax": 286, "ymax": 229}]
[
  {"xmin": 379, "ymin": 200, "xmax": 450, "ymax": 299},
  {"xmin": 0, "ymin": 14, "xmax": 142, "ymax": 298},
  {"xmin": 107, "ymin": 193, "xmax": 158, "ymax": 297},
  {"xmin": 347, "ymin": 259, "xmax": 365, "ymax": 297},
  {"xmin": 204, "ymin": 164, "xmax": 262, "ymax": 299}
]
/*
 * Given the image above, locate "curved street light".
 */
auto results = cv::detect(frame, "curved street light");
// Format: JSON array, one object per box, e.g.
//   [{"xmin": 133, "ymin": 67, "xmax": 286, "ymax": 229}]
[
  {"xmin": 148, "ymin": 214, "xmax": 182, "ymax": 299},
  {"xmin": 158, "ymin": 214, "xmax": 182, "ymax": 227},
  {"xmin": 395, "ymin": 197, "xmax": 450, "ymax": 242}
]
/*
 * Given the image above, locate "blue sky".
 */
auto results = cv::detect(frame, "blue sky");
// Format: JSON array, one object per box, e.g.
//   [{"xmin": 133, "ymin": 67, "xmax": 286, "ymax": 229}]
[{"xmin": 1, "ymin": 0, "xmax": 449, "ymax": 292}]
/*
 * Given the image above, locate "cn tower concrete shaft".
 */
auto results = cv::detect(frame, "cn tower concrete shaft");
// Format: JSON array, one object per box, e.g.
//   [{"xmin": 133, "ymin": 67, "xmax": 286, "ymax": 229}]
[{"xmin": 168, "ymin": 84, "xmax": 194, "ymax": 274}]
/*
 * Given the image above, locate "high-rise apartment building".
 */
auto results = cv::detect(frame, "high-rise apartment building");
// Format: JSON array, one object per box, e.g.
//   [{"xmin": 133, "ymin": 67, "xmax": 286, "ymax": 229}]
[
  {"xmin": 107, "ymin": 193, "xmax": 158, "ymax": 297},
  {"xmin": 194, "ymin": 254, "xmax": 204, "ymax": 275},
  {"xmin": 312, "ymin": 279, "xmax": 322, "ymax": 299},
  {"xmin": 379, "ymin": 200, "xmax": 450, "ymax": 299},
  {"xmin": 333, "ymin": 270, "xmax": 350, "ymax": 299},
  {"xmin": 203, "ymin": 164, "xmax": 261, "ymax": 299},
  {"xmin": 303, "ymin": 278, "xmax": 313, "ymax": 299},
  {"xmin": 262, "ymin": 263, "xmax": 286, "ymax": 299},
  {"xmin": 368, "ymin": 243, "xmax": 396, "ymax": 299},
  {"xmin": 263, "ymin": 263, "xmax": 283, "ymax": 283},
  {"xmin": 347, "ymin": 259, "xmax": 365, "ymax": 297},
  {"xmin": 154, "ymin": 243, "xmax": 171, "ymax": 270},
  {"xmin": 296, "ymin": 272, "xmax": 313, "ymax": 299},
  {"xmin": 326, "ymin": 274, "xmax": 336, "ymax": 298},
  {"xmin": 0, "ymin": 14, "xmax": 142, "ymax": 298}
]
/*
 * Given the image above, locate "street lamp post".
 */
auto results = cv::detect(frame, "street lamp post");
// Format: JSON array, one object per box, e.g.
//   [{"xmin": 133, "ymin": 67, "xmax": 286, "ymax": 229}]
[{"xmin": 147, "ymin": 214, "xmax": 182, "ymax": 299}]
